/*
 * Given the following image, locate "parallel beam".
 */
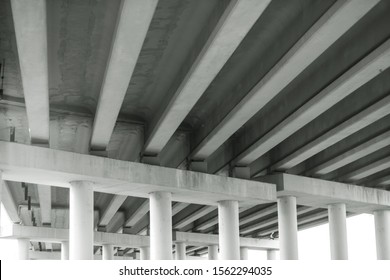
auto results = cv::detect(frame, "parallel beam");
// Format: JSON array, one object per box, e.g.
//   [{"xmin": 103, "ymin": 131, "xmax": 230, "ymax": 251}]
[
  {"xmin": 125, "ymin": 200, "xmax": 149, "ymax": 228},
  {"xmin": 272, "ymin": 95, "xmax": 390, "ymax": 171},
  {"xmin": 10, "ymin": 0, "xmax": 49, "ymax": 144},
  {"xmin": 1, "ymin": 181, "xmax": 20, "ymax": 223},
  {"xmin": 0, "ymin": 141, "xmax": 276, "ymax": 206},
  {"xmin": 90, "ymin": 0, "xmax": 157, "ymax": 150},
  {"xmin": 144, "ymin": 0, "xmax": 271, "ymax": 154},
  {"xmin": 307, "ymin": 130, "xmax": 390, "ymax": 176},
  {"xmin": 194, "ymin": 206, "xmax": 248, "ymax": 231},
  {"xmin": 236, "ymin": 38, "xmax": 390, "ymax": 165},
  {"xmin": 191, "ymin": 0, "xmax": 380, "ymax": 159},
  {"xmin": 239, "ymin": 205, "xmax": 277, "ymax": 226},
  {"xmin": 99, "ymin": 195, "xmax": 127, "ymax": 227},
  {"xmin": 37, "ymin": 185, "xmax": 51, "ymax": 225},
  {"xmin": 173, "ymin": 206, "xmax": 216, "ymax": 230},
  {"xmin": 338, "ymin": 156, "xmax": 390, "ymax": 182}
]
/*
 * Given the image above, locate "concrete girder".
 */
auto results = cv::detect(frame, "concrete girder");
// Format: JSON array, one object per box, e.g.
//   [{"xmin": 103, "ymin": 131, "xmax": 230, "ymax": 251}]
[
  {"xmin": 90, "ymin": 0, "xmax": 158, "ymax": 151},
  {"xmin": 239, "ymin": 204, "xmax": 277, "ymax": 226},
  {"xmin": 306, "ymin": 130, "xmax": 390, "ymax": 176},
  {"xmin": 172, "ymin": 202, "xmax": 190, "ymax": 216},
  {"xmin": 366, "ymin": 175, "xmax": 390, "ymax": 188},
  {"xmin": 99, "ymin": 195, "xmax": 127, "ymax": 227},
  {"xmin": 338, "ymin": 156, "xmax": 390, "ymax": 183},
  {"xmin": 1, "ymin": 181, "xmax": 20, "ymax": 223},
  {"xmin": 10, "ymin": 0, "xmax": 49, "ymax": 144},
  {"xmin": 0, "ymin": 142, "xmax": 276, "ymax": 206},
  {"xmin": 236, "ymin": 39, "xmax": 390, "ymax": 166},
  {"xmin": 263, "ymin": 173, "xmax": 390, "ymax": 214},
  {"xmin": 271, "ymin": 94, "xmax": 390, "ymax": 171},
  {"xmin": 173, "ymin": 205, "xmax": 216, "ymax": 230},
  {"xmin": 144, "ymin": 0, "xmax": 271, "ymax": 154},
  {"xmin": 125, "ymin": 200, "xmax": 149, "ymax": 228},
  {"xmin": 36, "ymin": 185, "xmax": 51, "ymax": 225},
  {"xmin": 191, "ymin": 0, "xmax": 380, "ymax": 160}
]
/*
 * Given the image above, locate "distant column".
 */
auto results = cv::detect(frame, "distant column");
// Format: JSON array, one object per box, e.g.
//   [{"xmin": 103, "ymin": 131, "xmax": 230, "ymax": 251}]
[
  {"xmin": 240, "ymin": 247, "xmax": 249, "ymax": 260},
  {"xmin": 267, "ymin": 249, "xmax": 278, "ymax": 260},
  {"xmin": 208, "ymin": 245, "xmax": 218, "ymax": 260},
  {"xmin": 175, "ymin": 242, "xmax": 186, "ymax": 260},
  {"xmin": 218, "ymin": 200, "xmax": 240, "ymax": 260},
  {"xmin": 328, "ymin": 203, "xmax": 348, "ymax": 260},
  {"xmin": 278, "ymin": 196, "xmax": 298, "ymax": 260},
  {"xmin": 69, "ymin": 181, "xmax": 94, "ymax": 260},
  {"xmin": 61, "ymin": 241, "xmax": 69, "ymax": 260},
  {"xmin": 150, "ymin": 191, "xmax": 172, "ymax": 260},
  {"xmin": 17, "ymin": 239, "xmax": 30, "ymax": 260},
  {"xmin": 374, "ymin": 210, "xmax": 390, "ymax": 260},
  {"xmin": 102, "ymin": 244, "xmax": 114, "ymax": 260},
  {"xmin": 140, "ymin": 247, "xmax": 150, "ymax": 260}
]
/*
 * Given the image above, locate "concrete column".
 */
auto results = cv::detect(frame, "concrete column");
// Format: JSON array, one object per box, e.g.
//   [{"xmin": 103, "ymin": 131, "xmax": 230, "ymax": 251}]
[
  {"xmin": 102, "ymin": 244, "xmax": 114, "ymax": 260},
  {"xmin": 218, "ymin": 200, "xmax": 240, "ymax": 260},
  {"xmin": 208, "ymin": 245, "xmax": 218, "ymax": 260},
  {"xmin": 175, "ymin": 242, "xmax": 186, "ymax": 260},
  {"xmin": 140, "ymin": 246, "xmax": 150, "ymax": 260},
  {"xmin": 149, "ymin": 191, "xmax": 172, "ymax": 260},
  {"xmin": 17, "ymin": 239, "xmax": 30, "ymax": 260},
  {"xmin": 277, "ymin": 196, "xmax": 298, "ymax": 260},
  {"xmin": 374, "ymin": 210, "xmax": 390, "ymax": 260},
  {"xmin": 240, "ymin": 247, "xmax": 249, "ymax": 260},
  {"xmin": 69, "ymin": 181, "xmax": 94, "ymax": 260},
  {"xmin": 61, "ymin": 241, "xmax": 69, "ymax": 260},
  {"xmin": 328, "ymin": 203, "xmax": 348, "ymax": 260},
  {"xmin": 267, "ymin": 249, "xmax": 278, "ymax": 260}
]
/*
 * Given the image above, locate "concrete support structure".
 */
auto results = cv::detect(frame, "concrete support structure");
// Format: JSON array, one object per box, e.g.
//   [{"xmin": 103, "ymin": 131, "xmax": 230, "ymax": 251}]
[
  {"xmin": 140, "ymin": 247, "xmax": 150, "ymax": 260},
  {"xmin": 61, "ymin": 242, "xmax": 69, "ymax": 260},
  {"xmin": 267, "ymin": 249, "xmax": 278, "ymax": 260},
  {"xmin": 208, "ymin": 245, "xmax": 218, "ymax": 260},
  {"xmin": 278, "ymin": 196, "xmax": 298, "ymax": 260},
  {"xmin": 175, "ymin": 242, "xmax": 186, "ymax": 260},
  {"xmin": 240, "ymin": 247, "xmax": 249, "ymax": 260},
  {"xmin": 17, "ymin": 239, "xmax": 29, "ymax": 260},
  {"xmin": 149, "ymin": 191, "xmax": 172, "ymax": 260},
  {"xmin": 102, "ymin": 244, "xmax": 114, "ymax": 260},
  {"xmin": 328, "ymin": 203, "xmax": 348, "ymax": 260},
  {"xmin": 374, "ymin": 210, "xmax": 390, "ymax": 260},
  {"xmin": 69, "ymin": 181, "xmax": 94, "ymax": 260},
  {"xmin": 218, "ymin": 200, "xmax": 240, "ymax": 260}
]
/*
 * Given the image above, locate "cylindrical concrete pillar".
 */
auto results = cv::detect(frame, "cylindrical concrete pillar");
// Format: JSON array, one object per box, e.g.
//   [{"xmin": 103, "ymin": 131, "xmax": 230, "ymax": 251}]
[
  {"xmin": 175, "ymin": 242, "xmax": 186, "ymax": 260},
  {"xmin": 69, "ymin": 181, "xmax": 94, "ymax": 260},
  {"xmin": 267, "ymin": 249, "xmax": 278, "ymax": 260},
  {"xmin": 102, "ymin": 244, "xmax": 114, "ymax": 260},
  {"xmin": 61, "ymin": 241, "xmax": 69, "ymax": 260},
  {"xmin": 374, "ymin": 210, "xmax": 390, "ymax": 260},
  {"xmin": 328, "ymin": 203, "xmax": 348, "ymax": 260},
  {"xmin": 278, "ymin": 196, "xmax": 298, "ymax": 260},
  {"xmin": 149, "ymin": 191, "xmax": 172, "ymax": 260},
  {"xmin": 218, "ymin": 200, "xmax": 240, "ymax": 260},
  {"xmin": 140, "ymin": 247, "xmax": 150, "ymax": 260},
  {"xmin": 240, "ymin": 247, "xmax": 249, "ymax": 260},
  {"xmin": 17, "ymin": 239, "xmax": 30, "ymax": 260},
  {"xmin": 208, "ymin": 245, "xmax": 218, "ymax": 260}
]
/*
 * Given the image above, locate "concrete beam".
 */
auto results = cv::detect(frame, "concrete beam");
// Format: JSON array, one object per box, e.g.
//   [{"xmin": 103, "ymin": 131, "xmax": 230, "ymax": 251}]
[
  {"xmin": 173, "ymin": 206, "xmax": 216, "ymax": 230},
  {"xmin": 0, "ymin": 142, "xmax": 276, "ymax": 206},
  {"xmin": 144, "ymin": 0, "xmax": 271, "ymax": 154},
  {"xmin": 173, "ymin": 231, "xmax": 279, "ymax": 250},
  {"xmin": 29, "ymin": 251, "xmax": 133, "ymax": 260},
  {"xmin": 239, "ymin": 204, "xmax": 277, "ymax": 226},
  {"xmin": 263, "ymin": 173, "xmax": 390, "ymax": 213},
  {"xmin": 0, "ymin": 225, "xmax": 150, "ymax": 248},
  {"xmin": 90, "ymin": 0, "xmax": 157, "ymax": 151},
  {"xmin": 125, "ymin": 200, "xmax": 149, "ymax": 228},
  {"xmin": 99, "ymin": 195, "xmax": 127, "ymax": 227},
  {"xmin": 172, "ymin": 202, "xmax": 190, "ymax": 216},
  {"xmin": 338, "ymin": 156, "xmax": 390, "ymax": 183},
  {"xmin": 191, "ymin": 0, "xmax": 380, "ymax": 160},
  {"xmin": 366, "ymin": 175, "xmax": 390, "ymax": 188},
  {"xmin": 272, "ymin": 95, "xmax": 390, "ymax": 171},
  {"xmin": 236, "ymin": 39, "xmax": 390, "ymax": 166},
  {"xmin": 10, "ymin": 0, "xmax": 49, "ymax": 144},
  {"xmin": 37, "ymin": 185, "xmax": 51, "ymax": 225},
  {"xmin": 307, "ymin": 131, "xmax": 390, "ymax": 176},
  {"xmin": 194, "ymin": 206, "xmax": 248, "ymax": 231}
]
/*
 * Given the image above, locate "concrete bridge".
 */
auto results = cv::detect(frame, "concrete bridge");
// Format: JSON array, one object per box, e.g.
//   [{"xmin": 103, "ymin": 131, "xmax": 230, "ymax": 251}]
[{"xmin": 0, "ymin": 0, "xmax": 389, "ymax": 260}]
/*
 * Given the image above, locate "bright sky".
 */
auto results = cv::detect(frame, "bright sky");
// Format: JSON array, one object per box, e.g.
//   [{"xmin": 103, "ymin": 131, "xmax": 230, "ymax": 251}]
[{"xmin": 0, "ymin": 203, "xmax": 377, "ymax": 260}]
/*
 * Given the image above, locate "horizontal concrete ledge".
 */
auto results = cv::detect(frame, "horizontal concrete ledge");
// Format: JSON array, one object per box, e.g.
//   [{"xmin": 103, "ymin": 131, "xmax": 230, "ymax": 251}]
[
  {"xmin": 173, "ymin": 231, "xmax": 278, "ymax": 250},
  {"xmin": 0, "ymin": 225, "xmax": 150, "ymax": 248},
  {"xmin": 29, "ymin": 251, "xmax": 134, "ymax": 260},
  {"xmin": 261, "ymin": 173, "xmax": 390, "ymax": 214},
  {"xmin": 0, "ymin": 142, "xmax": 276, "ymax": 206}
]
